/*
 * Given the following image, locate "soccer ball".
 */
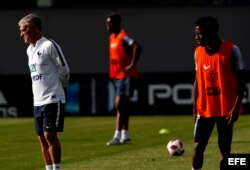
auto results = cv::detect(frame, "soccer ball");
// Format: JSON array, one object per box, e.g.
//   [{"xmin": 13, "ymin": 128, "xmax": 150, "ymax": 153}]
[{"xmin": 166, "ymin": 139, "xmax": 185, "ymax": 156}]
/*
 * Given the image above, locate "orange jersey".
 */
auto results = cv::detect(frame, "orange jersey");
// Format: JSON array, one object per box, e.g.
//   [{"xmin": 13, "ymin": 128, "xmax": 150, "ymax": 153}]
[
  {"xmin": 195, "ymin": 41, "xmax": 240, "ymax": 117},
  {"xmin": 109, "ymin": 30, "xmax": 138, "ymax": 79}
]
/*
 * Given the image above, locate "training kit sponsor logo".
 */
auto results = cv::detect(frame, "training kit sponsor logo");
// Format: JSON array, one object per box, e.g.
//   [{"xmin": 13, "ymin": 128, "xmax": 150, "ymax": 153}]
[
  {"xmin": 32, "ymin": 74, "xmax": 43, "ymax": 81},
  {"xmin": 203, "ymin": 64, "xmax": 211, "ymax": 70}
]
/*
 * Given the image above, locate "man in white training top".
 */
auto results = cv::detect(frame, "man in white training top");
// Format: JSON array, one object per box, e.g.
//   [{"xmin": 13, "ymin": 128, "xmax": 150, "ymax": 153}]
[{"xmin": 18, "ymin": 13, "xmax": 70, "ymax": 170}]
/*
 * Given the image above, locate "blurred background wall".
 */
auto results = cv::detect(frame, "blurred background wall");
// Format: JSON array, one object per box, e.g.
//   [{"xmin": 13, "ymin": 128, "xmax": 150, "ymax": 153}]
[{"xmin": 0, "ymin": 0, "xmax": 250, "ymax": 74}]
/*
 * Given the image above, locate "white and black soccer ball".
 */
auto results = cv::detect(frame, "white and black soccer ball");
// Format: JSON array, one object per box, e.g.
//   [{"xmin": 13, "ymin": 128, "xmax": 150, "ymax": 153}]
[{"xmin": 166, "ymin": 139, "xmax": 185, "ymax": 156}]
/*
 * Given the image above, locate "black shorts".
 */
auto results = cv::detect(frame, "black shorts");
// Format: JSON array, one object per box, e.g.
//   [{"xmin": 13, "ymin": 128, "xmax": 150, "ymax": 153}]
[
  {"xmin": 34, "ymin": 102, "xmax": 65, "ymax": 136},
  {"xmin": 194, "ymin": 116, "xmax": 233, "ymax": 146}
]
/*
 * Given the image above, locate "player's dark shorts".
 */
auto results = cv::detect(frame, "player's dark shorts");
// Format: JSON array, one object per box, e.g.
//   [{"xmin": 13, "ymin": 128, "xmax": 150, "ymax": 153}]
[
  {"xmin": 34, "ymin": 102, "xmax": 65, "ymax": 136},
  {"xmin": 194, "ymin": 116, "xmax": 233, "ymax": 148},
  {"xmin": 113, "ymin": 77, "xmax": 137, "ymax": 98}
]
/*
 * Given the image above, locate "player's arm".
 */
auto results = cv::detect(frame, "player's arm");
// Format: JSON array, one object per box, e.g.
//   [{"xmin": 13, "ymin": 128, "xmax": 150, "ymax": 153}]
[
  {"xmin": 227, "ymin": 45, "xmax": 246, "ymax": 125},
  {"xmin": 193, "ymin": 78, "xmax": 198, "ymax": 121},
  {"xmin": 49, "ymin": 41, "xmax": 70, "ymax": 89},
  {"xmin": 123, "ymin": 36, "xmax": 142, "ymax": 72},
  {"xmin": 130, "ymin": 41, "xmax": 142, "ymax": 67},
  {"xmin": 193, "ymin": 52, "xmax": 198, "ymax": 122}
]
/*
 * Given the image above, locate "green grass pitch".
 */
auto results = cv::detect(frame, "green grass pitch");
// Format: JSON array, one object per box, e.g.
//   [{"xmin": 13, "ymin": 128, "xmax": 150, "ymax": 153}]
[{"xmin": 0, "ymin": 115, "xmax": 250, "ymax": 170}]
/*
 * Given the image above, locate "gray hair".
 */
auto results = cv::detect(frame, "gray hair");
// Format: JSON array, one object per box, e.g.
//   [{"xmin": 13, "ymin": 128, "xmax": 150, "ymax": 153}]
[{"xmin": 18, "ymin": 13, "xmax": 42, "ymax": 31}]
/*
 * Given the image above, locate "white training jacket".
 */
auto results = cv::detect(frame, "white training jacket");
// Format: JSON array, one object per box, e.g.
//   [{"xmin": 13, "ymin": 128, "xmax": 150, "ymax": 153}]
[{"xmin": 27, "ymin": 36, "xmax": 70, "ymax": 106}]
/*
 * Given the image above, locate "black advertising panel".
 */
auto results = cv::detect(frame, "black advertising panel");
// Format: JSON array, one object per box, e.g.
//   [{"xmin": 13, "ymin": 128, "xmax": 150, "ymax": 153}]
[
  {"xmin": 0, "ymin": 72, "xmax": 250, "ymax": 117},
  {"xmin": 0, "ymin": 75, "xmax": 33, "ymax": 117}
]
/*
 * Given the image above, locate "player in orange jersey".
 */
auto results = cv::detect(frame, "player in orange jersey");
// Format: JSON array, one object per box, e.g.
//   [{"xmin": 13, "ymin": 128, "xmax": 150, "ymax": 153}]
[
  {"xmin": 105, "ymin": 12, "xmax": 142, "ymax": 146},
  {"xmin": 192, "ymin": 16, "xmax": 246, "ymax": 170}
]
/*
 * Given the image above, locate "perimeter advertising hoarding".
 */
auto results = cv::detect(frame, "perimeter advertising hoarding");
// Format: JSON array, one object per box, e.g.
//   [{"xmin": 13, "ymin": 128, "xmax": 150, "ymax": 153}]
[
  {"xmin": 0, "ymin": 73, "xmax": 249, "ymax": 117},
  {"xmin": 0, "ymin": 75, "xmax": 33, "ymax": 117}
]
